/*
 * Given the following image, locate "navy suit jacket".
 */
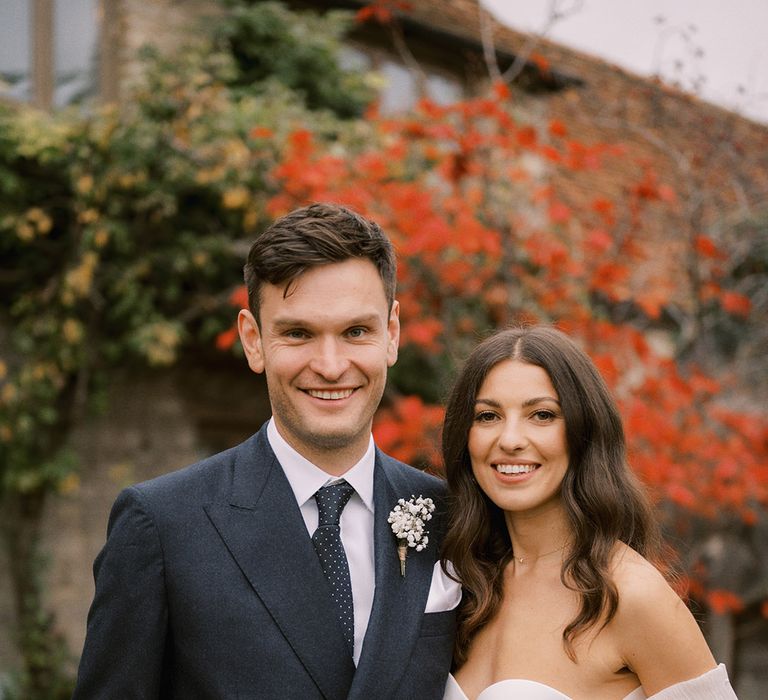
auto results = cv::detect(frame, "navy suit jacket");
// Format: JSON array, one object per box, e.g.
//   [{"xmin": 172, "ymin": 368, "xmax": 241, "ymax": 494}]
[{"xmin": 73, "ymin": 425, "xmax": 456, "ymax": 699}]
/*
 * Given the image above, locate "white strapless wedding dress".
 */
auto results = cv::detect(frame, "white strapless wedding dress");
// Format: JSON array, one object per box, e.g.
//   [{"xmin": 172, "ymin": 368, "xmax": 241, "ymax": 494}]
[{"xmin": 443, "ymin": 664, "xmax": 737, "ymax": 700}]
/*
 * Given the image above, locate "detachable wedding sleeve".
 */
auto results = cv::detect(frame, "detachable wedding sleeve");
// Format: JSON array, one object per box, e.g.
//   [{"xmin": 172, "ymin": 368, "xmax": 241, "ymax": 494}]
[{"xmin": 647, "ymin": 664, "xmax": 737, "ymax": 699}]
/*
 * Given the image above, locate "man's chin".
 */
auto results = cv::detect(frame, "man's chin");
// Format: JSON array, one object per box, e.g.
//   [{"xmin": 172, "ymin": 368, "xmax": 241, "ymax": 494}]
[{"xmin": 307, "ymin": 429, "xmax": 365, "ymax": 452}]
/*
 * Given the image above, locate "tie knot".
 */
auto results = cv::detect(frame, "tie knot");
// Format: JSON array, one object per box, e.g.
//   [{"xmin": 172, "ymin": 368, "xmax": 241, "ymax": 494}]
[{"xmin": 314, "ymin": 480, "xmax": 355, "ymax": 528}]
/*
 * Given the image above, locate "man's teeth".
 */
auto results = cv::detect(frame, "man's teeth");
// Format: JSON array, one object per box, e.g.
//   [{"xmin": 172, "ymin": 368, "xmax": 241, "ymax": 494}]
[
  {"xmin": 307, "ymin": 389, "xmax": 354, "ymax": 400},
  {"xmin": 496, "ymin": 464, "xmax": 537, "ymax": 474}
]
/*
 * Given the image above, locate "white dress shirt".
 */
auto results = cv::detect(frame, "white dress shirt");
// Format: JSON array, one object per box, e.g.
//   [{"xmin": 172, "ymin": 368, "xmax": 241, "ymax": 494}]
[{"xmin": 267, "ymin": 418, "xmax": 375, "ymax": 665}]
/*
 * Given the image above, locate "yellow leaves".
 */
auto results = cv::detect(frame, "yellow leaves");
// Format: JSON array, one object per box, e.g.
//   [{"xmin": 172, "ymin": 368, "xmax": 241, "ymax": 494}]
[
  {"xmin": 57, "ymin": 472, "xmax": 81, "ymax": 495},
  {"xmin": 62, "ymin": 319, "xmax": 84, "ymax": 345},
  {"xmin": 192, "ymin": 251, "xmax": 209, "ymax": 267},
  {"xmin": 93, "ymin": 227, "xmax": 110, "ymax": 248},
  {"xmin": 222, "ymin": 139, "xmax": 250, "ymax": 166},
  {"xmin": 16, "ymin": 222, "xmax": 35, "ymax": 241},
  {"xmin": 76, "ymin": 174, "xmax": 94, "ymax": 194},
  {"xmin": 31, "ymin": 363, "xmax": 52, "ymax": 382},
  {"xmin": 0, "ymin": 424, "xmax": 11, "ymax": 443},
  {"xmin": 1, "ymin": 383, "xmax": 17, "ymax": 405},
  {"xmin": 222, "ymin": 185, "xmax": 250, "ymax": 209},
  {"xmin": 195, "ymin": 139, "xmax": 254, "ymax": 192},
  {"xmin": 195, "ymin": 165, "xmax": 226, "ymax": 185},
  {"xmin": 92, "ymin": 104, "xmax": 119, "ymax": 148},
  {"xmin": 14, "ymin": 207, "xmax": 53, "ymax": 241},
  {"xmin": 78, "ymin": 208, "xmax": 100, "ymax": 224},
  {"xmin": 243, "ymin": 206, "xmax": 260, "ymax": 231},
  {"xmin": 11, "ymin": 106, "xmax": 72, "ymax": 159},
  {"xmin": 138, "ymin": 321, "xmax": 183, "ymax": 366},
  {"xmin": 0, "ymin": 359, "xmax": 6, "ymax": 379},
  {"xmin": 26, "ymin": 207, "xmax": 52, "ymax": 234},
  {"xmin": 62, "ymin": 251, "xmax": 99, "ymax": 303},
  {"xmin": 116, "ymin": 171, "xmax": 147, "ymax": 189}
]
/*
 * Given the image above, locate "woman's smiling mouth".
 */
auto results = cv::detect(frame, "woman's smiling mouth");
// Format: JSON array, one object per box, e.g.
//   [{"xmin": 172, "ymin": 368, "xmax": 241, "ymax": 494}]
[{"xmin": 494, "ymin": 463, "xmax": 540, "ymax": 475}]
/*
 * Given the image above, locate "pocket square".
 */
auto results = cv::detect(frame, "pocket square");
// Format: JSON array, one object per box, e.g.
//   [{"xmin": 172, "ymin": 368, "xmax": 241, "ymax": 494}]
[{"xmin": 424, "ymin": 560, "xmax": 462, "ymax": 613}]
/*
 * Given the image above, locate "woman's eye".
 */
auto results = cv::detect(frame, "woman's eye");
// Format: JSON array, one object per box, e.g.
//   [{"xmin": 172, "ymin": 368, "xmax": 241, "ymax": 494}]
[
  {"xmin": 532, "ymin": 410, "xmax": 556, "ymax": 421},
  {"xmin": 474, "ymin": 411, "xmax": 497, "ymax": 423}
]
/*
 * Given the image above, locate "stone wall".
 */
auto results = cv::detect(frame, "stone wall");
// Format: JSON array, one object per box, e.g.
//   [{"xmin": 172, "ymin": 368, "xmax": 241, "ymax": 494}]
[
  {"xmin": 0, "ymin": 356, "xmax": 270, "ymax": 679},
  {"xmin": 111, "ymin": 0, "xmax": 223, "ymax": 98}
]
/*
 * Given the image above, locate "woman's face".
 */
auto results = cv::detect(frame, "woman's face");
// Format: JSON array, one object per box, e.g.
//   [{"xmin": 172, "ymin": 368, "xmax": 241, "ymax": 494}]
[{"xmin": 468, "ymin": 359, "xmax": 569, "ymax": 517}]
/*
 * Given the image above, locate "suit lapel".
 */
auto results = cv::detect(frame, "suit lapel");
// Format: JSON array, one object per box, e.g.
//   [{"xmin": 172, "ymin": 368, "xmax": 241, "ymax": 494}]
[
  {"xmin": 350, "ymin": 453, "xmax": 437, "ymax": 698},
  {"xmin": 204, "ymin": 429, "xmax": 355, "ymax": 700}
]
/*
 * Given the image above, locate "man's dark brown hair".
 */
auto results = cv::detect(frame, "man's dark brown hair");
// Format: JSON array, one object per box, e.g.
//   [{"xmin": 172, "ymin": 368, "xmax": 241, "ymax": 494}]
[{"xmin": 244, "ymin": 202, "xmax": 397, "ymax": 323}]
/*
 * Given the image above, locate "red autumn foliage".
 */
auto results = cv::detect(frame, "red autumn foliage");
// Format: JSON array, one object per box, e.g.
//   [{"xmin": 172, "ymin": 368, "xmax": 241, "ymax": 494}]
[
  {"xmin": 720, "ymin": 290, "xmax": 752, "ymax": 316},
  {"xmin": 373, "ymin": 395, "xmax": 444, "ymax": 469},
  {"xmin": 229, "ymin": 286, "xmax": 249, "ymax": 309},
  {"xmin": 548, "ymin": 119, "xmax": 568, "ymax": 138},
  {"xmin": 707, "ymin": 589, "xmax": 746, "ymax": 615},
  {"xmin": 356, "ymin": 0, "xmax": 413, "ymax": 24},
  {"xmin": 215, "ymin": 86, "xmax": 765, "ymax": 617},
  {"xmin": 215, "ymin": 326, "xmax": 238, "ymax": 351},
  {"xmin": 695, "ymin": 234, "xmax": 726, "ymax": 259},
  {"xmin": 529, "ymin": 52, "xmax": 551, "ymax": 74},
  {"xmin": 249, "ymin": 126, "xmax": 274, "ymax": 140}
]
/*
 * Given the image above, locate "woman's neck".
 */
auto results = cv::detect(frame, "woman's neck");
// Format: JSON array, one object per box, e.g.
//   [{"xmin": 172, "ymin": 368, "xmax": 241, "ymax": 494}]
[{"xmin": 504, "ymin": 501, "xmax": 572, "ymax": 565}]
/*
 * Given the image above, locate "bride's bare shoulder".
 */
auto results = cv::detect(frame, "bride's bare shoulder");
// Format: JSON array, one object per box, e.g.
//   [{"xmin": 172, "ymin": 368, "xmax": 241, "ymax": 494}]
[
  {"xmin": 606, "ymin": 546, "xmax": 718, "ymax": 694},
  {"xmin": 608, "ymin": 543, "xmax": 682, "ymax": 618}
]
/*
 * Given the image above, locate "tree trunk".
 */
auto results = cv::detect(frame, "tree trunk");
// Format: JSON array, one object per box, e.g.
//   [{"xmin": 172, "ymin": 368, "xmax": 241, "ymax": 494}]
[{"xmin": 0, "ymin": 489, "xmax": 75, "ymax": 699}]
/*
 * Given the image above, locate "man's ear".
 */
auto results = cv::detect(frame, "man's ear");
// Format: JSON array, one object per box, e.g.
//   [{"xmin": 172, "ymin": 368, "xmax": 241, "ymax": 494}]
[
  {"xmin": 237, "ymin": 309, "xmax": 265, "ymax": 374},
  {"xmin": 386, "ymin": 300, "xmax": 400, "ymax": 367}
]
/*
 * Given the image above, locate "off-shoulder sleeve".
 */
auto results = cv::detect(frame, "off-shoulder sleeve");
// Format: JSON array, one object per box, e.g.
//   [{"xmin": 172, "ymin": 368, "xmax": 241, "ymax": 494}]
[{"xmin": 648, "ymin": 664, "xmax": 737, "ymax": 699}]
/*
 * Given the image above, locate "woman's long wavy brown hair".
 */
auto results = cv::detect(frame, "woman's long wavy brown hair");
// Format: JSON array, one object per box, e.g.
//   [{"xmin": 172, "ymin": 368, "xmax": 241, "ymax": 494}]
[{"xmin": 441, "ymin": 326, "xmax": 663, "ymax": 666}]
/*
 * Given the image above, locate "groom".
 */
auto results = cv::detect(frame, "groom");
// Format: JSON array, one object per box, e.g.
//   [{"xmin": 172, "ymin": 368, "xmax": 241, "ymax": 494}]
[{"xmin": 73, "ymin": 203, "xmax": 460, "ymax": 699}]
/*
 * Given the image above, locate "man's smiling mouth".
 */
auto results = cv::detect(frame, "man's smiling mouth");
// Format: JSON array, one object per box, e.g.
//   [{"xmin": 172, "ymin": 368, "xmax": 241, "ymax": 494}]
[{"xmin": 305, "ymin": 388, "xmax": 355, "ymax": 400}]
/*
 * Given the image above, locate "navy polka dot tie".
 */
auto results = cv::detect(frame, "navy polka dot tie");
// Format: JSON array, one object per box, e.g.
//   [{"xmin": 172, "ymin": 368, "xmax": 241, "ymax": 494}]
[{"xmin": 312, "ymin": 480, "xmax": 355, "ymax": 654}]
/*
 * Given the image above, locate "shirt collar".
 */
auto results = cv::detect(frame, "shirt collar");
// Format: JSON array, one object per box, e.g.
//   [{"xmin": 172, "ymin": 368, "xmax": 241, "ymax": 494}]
[{"xmin": 266, "ymin": 418, "xmax": 375, "ymax": 513}]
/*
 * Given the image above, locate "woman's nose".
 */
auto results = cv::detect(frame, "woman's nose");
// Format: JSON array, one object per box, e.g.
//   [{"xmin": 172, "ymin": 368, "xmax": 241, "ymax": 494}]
[{"xmin": 497, "ymin": 420, "xmax": 527, "ymax": 452}]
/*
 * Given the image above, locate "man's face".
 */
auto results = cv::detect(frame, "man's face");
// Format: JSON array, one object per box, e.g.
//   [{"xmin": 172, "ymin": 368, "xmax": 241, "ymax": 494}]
[{"xmin": 238, "ymin": 258, "xmax": 399, "ymax": 473}]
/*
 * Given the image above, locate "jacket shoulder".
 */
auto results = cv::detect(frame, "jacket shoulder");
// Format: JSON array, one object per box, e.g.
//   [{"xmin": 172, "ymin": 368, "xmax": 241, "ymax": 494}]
[{"xmin": 377, "ymin": 450, "xmax": 447, "ymax": 496}]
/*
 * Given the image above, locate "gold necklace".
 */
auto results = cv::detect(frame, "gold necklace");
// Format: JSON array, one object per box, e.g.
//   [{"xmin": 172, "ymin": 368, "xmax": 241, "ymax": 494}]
[{"xmin": 513, "ymin": 544, "xmax": 565, "ymax": 565}]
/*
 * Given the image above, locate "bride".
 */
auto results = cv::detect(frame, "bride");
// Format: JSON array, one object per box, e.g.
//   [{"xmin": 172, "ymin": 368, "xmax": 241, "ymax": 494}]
[{"xmin": 440, "ymin": 326, "xmax": 737, "ymax": 700}]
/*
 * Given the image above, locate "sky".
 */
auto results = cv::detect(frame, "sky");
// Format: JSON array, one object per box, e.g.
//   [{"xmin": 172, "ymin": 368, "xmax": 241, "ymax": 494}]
[{"xmin": 481, "ymin": 0, "xmax": 768, "ymax": 125}]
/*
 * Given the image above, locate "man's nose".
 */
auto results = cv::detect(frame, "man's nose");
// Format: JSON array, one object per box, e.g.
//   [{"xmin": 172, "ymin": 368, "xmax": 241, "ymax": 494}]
[{"xmin": 308, "ymin": 338, "xmax": 350, "ymax": 380}]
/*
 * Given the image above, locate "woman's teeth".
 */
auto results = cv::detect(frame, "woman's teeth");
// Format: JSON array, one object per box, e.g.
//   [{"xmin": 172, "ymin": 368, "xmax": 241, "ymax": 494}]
[{"xmin": 495, "ymin": 464, "xmax": 537, "ymax": 474}]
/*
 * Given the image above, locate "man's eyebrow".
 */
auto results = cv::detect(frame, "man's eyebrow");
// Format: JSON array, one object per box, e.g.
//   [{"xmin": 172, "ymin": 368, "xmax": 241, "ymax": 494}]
[
  {"xmin": 270, "ymin": 313, "xmax": 382, "ymax": 329},
  {"xmin": 344, "ymin": 314, "xmax": 382, "ymax": 326},
  {"xmin": 270, "ymin": 317, "xmax": 308, "ymax": 330}
]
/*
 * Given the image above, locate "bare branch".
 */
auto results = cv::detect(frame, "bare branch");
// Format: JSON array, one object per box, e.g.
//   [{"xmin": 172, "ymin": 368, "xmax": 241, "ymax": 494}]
[
  {"xmin": 499, "ymin": 0, "xmax": 584, "ymax": 84},
  {"xmin": 478, "ymin": 2, "xmax": 502, "ymax": 82},
  {"xmin": 388, "ymin": 17, "xmax": 428, "ymax": 94}
]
